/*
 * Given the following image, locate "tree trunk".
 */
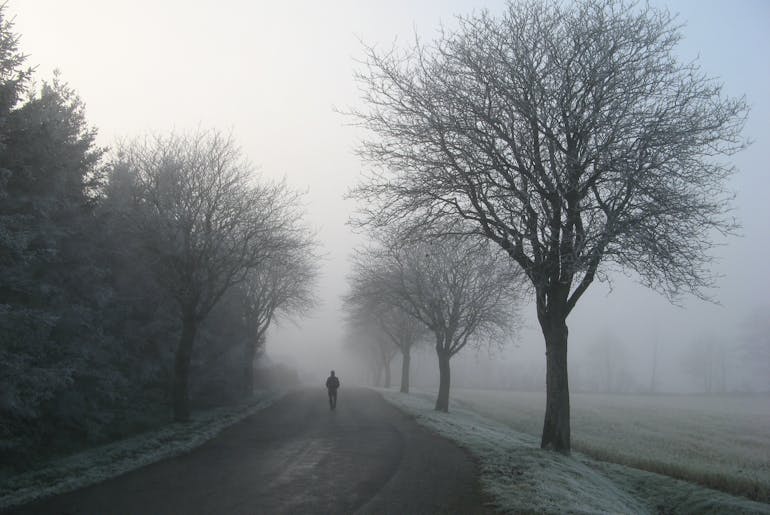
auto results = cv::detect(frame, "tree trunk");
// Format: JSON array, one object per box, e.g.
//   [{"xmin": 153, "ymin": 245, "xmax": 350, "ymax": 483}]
[
  {"xmin": 650, "ymin": 339, "xmax": 658, "ymax": 393},
  {"xmin": 383, "ymin": 359, "xmax": 391, "ymax": 389},
  {"xmin": 373, "ymin": 364, "xmax": 382, "ymax": 387},
  {"xmin": 400, "ymin": 346, "xmax": 411, "ymax": 393},
  {"xmin": 173, "ymin": 310, "xmax": 197, "ymax": 422},
  {"xmin": 243, "ymin": 331, "xmax": 266, "ymax": 398},
  {"xmin": 540, "ymin": 316, "xmax": 570, "ymax": 453},
  {"xmin": 435, "ymin": 346, "xmax": 451, "ymax": 412},
  {"xmin": 720, "ymin": 348, "xmax": 727, "ymax": 393},
  {"xmin": 243, "ymin": 340, "xmax": 257, "ymax": 398}
]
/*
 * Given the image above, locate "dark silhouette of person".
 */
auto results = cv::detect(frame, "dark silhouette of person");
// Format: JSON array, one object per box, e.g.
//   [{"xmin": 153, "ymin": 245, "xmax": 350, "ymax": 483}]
[{"xmin": 325, "ymin": 370, "xmax": 340, "ymax": 410}]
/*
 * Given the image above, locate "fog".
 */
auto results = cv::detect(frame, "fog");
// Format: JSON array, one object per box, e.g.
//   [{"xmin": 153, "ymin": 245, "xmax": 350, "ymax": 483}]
[{"xmin": 11, "ymin": 0, "xmax": 769, "ymax": 393}]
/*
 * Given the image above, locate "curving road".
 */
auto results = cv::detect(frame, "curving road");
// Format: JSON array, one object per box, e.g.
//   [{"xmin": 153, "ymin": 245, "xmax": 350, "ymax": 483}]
[{"xmin": 11, "ymin": 388, "xmax": 495, "ymax": 514}]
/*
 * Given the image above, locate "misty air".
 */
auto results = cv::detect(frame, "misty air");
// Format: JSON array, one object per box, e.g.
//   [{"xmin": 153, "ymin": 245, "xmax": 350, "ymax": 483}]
[{"xmin": 1, "ymin": 1, "xmax": 768, "ymax": 514}]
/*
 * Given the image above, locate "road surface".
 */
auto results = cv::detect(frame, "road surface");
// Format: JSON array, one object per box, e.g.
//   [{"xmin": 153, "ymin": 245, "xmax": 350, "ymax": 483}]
[{"xmin": 11, "ymin": 387, "xmax": 495, "ymax": 514}]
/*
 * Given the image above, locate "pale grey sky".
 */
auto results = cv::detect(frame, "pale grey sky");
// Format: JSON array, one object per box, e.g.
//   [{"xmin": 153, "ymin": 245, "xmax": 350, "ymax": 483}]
[{"xmin": 10, "ymin": 0, "xmax": 770, "ymax": 390}]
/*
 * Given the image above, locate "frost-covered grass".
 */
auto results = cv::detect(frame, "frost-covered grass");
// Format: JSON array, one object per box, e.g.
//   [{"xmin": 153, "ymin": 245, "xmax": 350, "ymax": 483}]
[
  {"xmin": 379, "ymin": 389, "xmax": 770, "ymax": 515},
  {"xmin": 0, "ymin": 391, "xmax": 284, "ymax": 511},
  {"xmin": 448, "ymin": 389, "xmax": 770, "ymax": 503}
]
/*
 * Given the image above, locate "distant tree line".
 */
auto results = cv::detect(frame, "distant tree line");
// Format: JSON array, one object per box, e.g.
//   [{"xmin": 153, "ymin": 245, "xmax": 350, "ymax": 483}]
[{"xmin": 0, "ymin": 7, "xmax": 318, "ymax": 471}]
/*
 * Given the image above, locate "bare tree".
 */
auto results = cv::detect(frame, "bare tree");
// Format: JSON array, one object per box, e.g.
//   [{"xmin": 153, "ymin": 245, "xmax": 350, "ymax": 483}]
[
  {"xmin": 348, "ymin": 0, "xmax": 747, "ymax": 451},
  {"xmin": 115, "ymin": 130, "xmax": 298, "ymax": 421},
  {"xmin": 738, "ymin": 306, "xmax": 770, "ymax": 392},
  {"xmin": 680, "ymin": 337, "xmax": 728, "ymax": 394},
  {"xmin": 344, "ymin": 275, "xmax": 428, "ymax": 393},
  {"xmin": 343, "ymin": 321, "xmax": 399, "ymax": 388},
  {"xmin": 649, "ymin": 336, "xmax": 659, "ymax": 394},
  {"xmin": 238, "ymin": 235, "xmax": 320, "ymax": 396},
  {"xmin": 376, "ymin": 305, "xmax": 426, "ymax": 393},
  {"xmin": 585, "ymin": 331, "xmax": 629, "ymax": 393},
  {"xmin": 351, "ymin": 235, "xmax": 521, "ymax": 411}
]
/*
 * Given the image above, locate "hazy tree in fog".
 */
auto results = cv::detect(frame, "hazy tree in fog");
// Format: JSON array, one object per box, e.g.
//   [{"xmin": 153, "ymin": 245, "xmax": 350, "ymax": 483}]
[
  {"xmin": 585, "ymin": 332, "xmax": 631, "ymax": 393},
  {"xmin": 237, "ymin": 236, "xmax": 320, "ymax": 396},
  {"xmin": 349, "ymin": 0, "xmax": 747, "ymax": 451},
  {"xmin": 180, "ymin": 214, "xmax": 318, "ymax": 402},
  {"xmin": 351, "ymin": 235, "xmax": 521, "ymax": 411},
  {"xmin": 343, "ymin": 277, "xmax": 427, "ymax": 393},
  {"xmin": 374, "ymin": 305, "xmax": 426, "ymax": 393},
  {"xmin": 343, "ymin": 322, "xmax": 399, "ymax": 388},
  {"xmin": 113, "ymin": 131, "xmax": 298, "ymax": 421},
  {"xmin": 680, "ymin": 338, "xmax": 727, "ymax": 394},
  {"xmin": 649, "ymin": 337, "xmax": 659, "ymax": 394},
  {"xmin": 102, "ymin": 157, "xmax": 181, "ymax": 410},
  {"xmin": 739, "ymin": 306, "xmax": 770, "ymax": 392}
]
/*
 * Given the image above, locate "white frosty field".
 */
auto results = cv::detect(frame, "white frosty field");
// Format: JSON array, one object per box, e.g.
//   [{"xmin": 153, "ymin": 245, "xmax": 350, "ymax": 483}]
[
  {"xmin": 0, "ymin": 391, "xmax": 284, "ymax": 511},
  {"xmin": 380, "ymin": 389, "xmax": 770, "ymax": 514},
  {"xmin": 449, "ymin": 389, "xmax": 770, "ymax": 502}
]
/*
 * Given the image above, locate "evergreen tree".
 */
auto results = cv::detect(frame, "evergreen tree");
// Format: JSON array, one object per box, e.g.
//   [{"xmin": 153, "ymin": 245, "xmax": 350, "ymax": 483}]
[{"xmin": 0, "ymin": 6, "xmax": 112, "ymax": 465}]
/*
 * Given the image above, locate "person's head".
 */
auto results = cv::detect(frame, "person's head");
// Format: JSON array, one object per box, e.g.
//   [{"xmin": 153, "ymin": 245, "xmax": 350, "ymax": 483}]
[{"xmin": 330, "ymin": 370, "xmax": 335, "ymax": 376}]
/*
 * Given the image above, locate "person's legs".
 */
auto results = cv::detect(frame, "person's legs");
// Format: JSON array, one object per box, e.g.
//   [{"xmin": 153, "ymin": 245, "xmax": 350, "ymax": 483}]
[
  {"xmin": 328, "ymin": 389, "xmax": 333, "ymax": 409},
  {"xmin": 331, "ymin": 390, "xmax": 337, "ymax": 409}
]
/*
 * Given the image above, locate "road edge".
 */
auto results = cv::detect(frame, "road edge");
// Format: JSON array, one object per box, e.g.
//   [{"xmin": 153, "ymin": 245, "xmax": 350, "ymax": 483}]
[{"xmin": 0, "ymin": 390, "xmax": 287, "ymax": 512}]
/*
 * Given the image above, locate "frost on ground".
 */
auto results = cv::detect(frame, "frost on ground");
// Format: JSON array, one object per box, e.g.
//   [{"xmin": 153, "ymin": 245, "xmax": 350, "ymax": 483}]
[
  {"xmin": 0, "ymin": 391, "xmax": 284, "ymax": 511},
  {"xmin": 379, "ymin": 389, "xmax": 770, "ymax": 515},
  {"xmin": 450, "ymin": 388, "xmax": 770, "ymax": 503}
]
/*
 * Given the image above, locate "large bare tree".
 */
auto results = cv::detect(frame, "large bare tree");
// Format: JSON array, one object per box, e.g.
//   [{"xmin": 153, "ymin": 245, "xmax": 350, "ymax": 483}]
[
  {"xmin": 348, "ymin": 0, "xmax": 747, "ymax": 451},
  {"xmin": 116, "ymin": 130, "xmax": 300, "ymax": 421},
  {"xmin": 351, "ymin": 236, "xmax": 520, "ymax": 411}
]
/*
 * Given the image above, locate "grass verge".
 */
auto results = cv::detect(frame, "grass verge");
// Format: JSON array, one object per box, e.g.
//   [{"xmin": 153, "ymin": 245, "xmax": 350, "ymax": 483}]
[
  {"xmin": 380, "ymin": 389, "xmax": 770, "ymax": 515},
  {"xmin": 0, "ymin": 391, "xmax": 284, "ymax": 511}
]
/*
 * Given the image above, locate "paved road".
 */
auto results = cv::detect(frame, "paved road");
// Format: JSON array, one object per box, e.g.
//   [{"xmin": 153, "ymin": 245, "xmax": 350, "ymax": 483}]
[{"xmin": 11, "ymin": 388, "xmax": 495, "ymax": 514}]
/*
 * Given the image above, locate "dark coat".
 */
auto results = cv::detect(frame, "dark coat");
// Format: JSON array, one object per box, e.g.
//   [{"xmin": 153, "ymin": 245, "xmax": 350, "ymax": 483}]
[{"xmin": 325, "ymin": 375, "xmax": 340, "ymax": 390}]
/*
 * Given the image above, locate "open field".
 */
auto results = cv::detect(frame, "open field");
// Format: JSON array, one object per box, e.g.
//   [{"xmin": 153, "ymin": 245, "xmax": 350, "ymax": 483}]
[
  {"xmin": 381, "ymin": 389, "xmax": 770, "ymax": 514},
  {"xmin": 448, "ymin": 389, "xmax": 770, "ymax": 503}
]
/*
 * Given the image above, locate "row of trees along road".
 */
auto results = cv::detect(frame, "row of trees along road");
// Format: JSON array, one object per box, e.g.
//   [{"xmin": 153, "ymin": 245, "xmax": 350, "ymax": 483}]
[
  {"xmin": 344, "ymin": 234, "xmax": 522, "ymax": 411},
  {"xmin": 106, "ymin": 133, "xmax": 318, "ymax": 421},
  {"xmin": 343, "ymin": 279, "xmax": 427, "ymax": 393},
  {"xmin": 0, "ymin": 4, "xmax": 318, "ymax": 470},
  {"xmin": 342, "ymin": 319, "xmax": 402, "ymax": 391},
  {"xmin": 348, "ymin": 0, "xmax": 748, "ymax": 453}
]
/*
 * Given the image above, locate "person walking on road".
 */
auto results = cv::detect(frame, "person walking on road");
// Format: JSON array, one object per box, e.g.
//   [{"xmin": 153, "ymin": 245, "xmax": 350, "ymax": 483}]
[{"xmin": 326, "ymin": 370, "xmax": 340, "ymax": 410}]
